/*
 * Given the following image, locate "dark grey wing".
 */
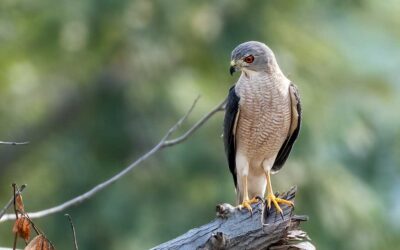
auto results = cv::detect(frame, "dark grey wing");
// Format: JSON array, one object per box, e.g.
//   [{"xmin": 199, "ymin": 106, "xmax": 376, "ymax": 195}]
[
  {"xmin": 223, "ymin": 85, "xmax": 240, "ymax": 187},
  {"xmin": 272, "ymin": 83, "xmax": 302, "ymax": 172}
]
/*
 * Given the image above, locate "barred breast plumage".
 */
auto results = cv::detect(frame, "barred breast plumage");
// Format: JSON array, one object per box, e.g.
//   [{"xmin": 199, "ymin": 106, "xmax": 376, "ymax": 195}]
[{"xmin": 235, "ymin": 72, "xmax": 291, "ymax": 170}]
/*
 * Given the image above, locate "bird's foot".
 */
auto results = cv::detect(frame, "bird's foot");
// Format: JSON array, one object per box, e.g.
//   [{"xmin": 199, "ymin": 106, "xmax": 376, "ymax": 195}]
[
  {"xmin": 266, "ymin": 193, "xmax": 294, "ymax": 217},
  {"xmin": 238, "ymin": 197, "xmax": 260, "ymax": 213}
]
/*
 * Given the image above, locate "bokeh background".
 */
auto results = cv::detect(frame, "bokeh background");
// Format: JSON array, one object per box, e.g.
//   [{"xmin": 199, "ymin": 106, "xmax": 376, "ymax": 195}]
[{"xmin": 1, "ymin": 0, "xmax": 399, "ymax": 249}]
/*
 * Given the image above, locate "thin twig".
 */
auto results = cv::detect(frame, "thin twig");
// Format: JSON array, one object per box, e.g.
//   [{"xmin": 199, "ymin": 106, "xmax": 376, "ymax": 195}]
[
  {"xmin": 163, "ymin": 98, "xmax": 226, "ymax": 147},
  {"xmin": 24, "ymin": 214, "xmax": 43, "ymax": 235},
  {"xmin": 0, "ymin": 97, "xmax": 225, "ymax": 222},
  {"xmin": 65, "ymin": 214, "xmax": 79, "ymax": 250},
  {"xmin": 12, "ymin": 184, "xmax": 18, "ymax": 250},
  {"xmin": 0, "ymin": 141, "xmax": 29, "ymax": 145},
  {"xmin": 165, "ymin": 95, "xmax": 201, "ymax": 136},
  {"xmin": 0, "ymin": 185, "xmax": 26, "ymax": 220},
  {"xmin": 12, "ymin": 225, "xmax": 18, "ymax": 250}
]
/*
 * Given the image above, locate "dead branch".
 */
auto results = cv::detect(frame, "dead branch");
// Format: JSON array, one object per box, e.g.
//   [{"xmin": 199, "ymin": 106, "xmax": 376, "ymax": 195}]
[
  {"xmin": 151, "ymin": 187, "xmax": 315, "ymax": 250},
  {"xmin": 163, "ymin": 98, "xmax": 226, "ymax": 147},
  {"xmin": 0, "ymin": 97, "xmax": 225, "ymax": 223}
]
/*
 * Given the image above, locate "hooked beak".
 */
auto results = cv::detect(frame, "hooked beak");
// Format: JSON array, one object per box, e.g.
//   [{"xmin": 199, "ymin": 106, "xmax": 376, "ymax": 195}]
[
  {"xmin": 229, "ymin": 66, "xmax": 236, "ymax": 75},
  {"xmin": 229, "ymin": 60, "xmax": 237, "ymax": 75}
]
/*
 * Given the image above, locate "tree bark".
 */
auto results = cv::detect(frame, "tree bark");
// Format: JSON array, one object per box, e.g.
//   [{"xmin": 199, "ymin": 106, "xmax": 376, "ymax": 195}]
[{"xmin": 151, "ymin": 187, "xmax": 315, "ymax": 250}]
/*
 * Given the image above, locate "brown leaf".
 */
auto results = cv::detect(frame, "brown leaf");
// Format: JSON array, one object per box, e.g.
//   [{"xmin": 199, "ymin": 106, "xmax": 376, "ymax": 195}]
[
  {"xmin": 12, "ymin": 216, "xmax": 31, "ymax": 242},
  {"xmin": 24, "ymin": 235, "xmax": 42, "ymax": 250},
  {"xmin": 12, "ymin": 217, "xmax": 20, "ymax": 234},
  {"xmin": 15, "ymin": 194, "xmax": 25, "ymax": 213},
  {"xmin": 25, "ymin": 235, "xmax": 55, "ymax": 250}
]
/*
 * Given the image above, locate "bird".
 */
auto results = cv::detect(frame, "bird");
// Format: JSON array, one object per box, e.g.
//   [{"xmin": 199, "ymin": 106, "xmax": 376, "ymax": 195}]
[{"xmin": 223, "ymin": 41, "xmax": 301, "ymax": 215}]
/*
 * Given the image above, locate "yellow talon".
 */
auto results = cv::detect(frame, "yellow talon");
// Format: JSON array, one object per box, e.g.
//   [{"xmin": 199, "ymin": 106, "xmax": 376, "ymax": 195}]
[
  {"xmin": 239, "ymin": 197, "xmax": 260, "ymax": 212},
  {"xmin": 266, "ymin": 193, "xmax": 293, "ymax": 214},
  {"xmin": 265, "ymin": 170, "xmax": 294, "ymax": 216}
]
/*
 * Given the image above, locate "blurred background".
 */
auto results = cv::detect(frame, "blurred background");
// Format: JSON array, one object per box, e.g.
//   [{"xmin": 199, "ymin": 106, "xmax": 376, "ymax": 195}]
[{"xmin": 1, "ymin": 0, "xmax": 399, "ymax": 249}]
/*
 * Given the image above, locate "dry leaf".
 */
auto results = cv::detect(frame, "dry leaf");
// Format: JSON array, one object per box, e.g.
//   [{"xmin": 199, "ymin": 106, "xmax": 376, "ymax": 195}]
[
  {"xmin": 12, "ymin": 217, "xmax": 20, "ymax": 234},
  {"xmin": 12, "ymin": 216, "xmax": 31, "ymax": 242},
  {"xmin": 15, "ymin": 194, "xmax": 25, "ymax": 213},
  {"xmin": 24, "ymin": 235, "xmax": 54, "ymax": 250},
  {"xmin": 24, "ymin": 235, "xmax": 42, "ymax": 250}
]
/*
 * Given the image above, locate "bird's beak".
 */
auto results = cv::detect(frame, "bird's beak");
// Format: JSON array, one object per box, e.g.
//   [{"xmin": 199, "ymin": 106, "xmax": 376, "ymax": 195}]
[{"xmin": 230, "ymin": 60, "xmax": 237, "ymax": 75}]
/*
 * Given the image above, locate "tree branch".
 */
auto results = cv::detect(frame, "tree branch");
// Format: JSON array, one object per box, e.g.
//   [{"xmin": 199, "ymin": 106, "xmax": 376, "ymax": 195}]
[
  {"xmin": 163, "ymin": 99, "xmax": 226, "ymax": 147},
  {"xmin": 151, "ymin": 187, "xmax": 315, "ymax": 250},
  {"xmin": 0, "ymin": 97, "xmax": 225, "ymax": 223},
  {"xmin": 0, "ymin": 141, "xmax": 29, "ymax": 146}
]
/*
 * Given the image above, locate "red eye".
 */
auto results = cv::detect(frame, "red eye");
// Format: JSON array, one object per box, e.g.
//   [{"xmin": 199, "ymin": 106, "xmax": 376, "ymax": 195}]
[{"xmin": 244, "ymin": 55, "xmax": 254, "ymax": 63}]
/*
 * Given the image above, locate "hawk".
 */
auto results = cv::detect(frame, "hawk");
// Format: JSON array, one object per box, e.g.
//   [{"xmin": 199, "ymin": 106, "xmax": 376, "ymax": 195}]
[{"xmin": 223, "ymin": 41, "xmax": 301, "ymax": 215}]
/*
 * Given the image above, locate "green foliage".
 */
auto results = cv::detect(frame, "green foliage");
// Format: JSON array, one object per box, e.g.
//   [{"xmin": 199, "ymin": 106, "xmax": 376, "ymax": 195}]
[{"xmin": 1, "ymin": 0, "xmax": 399, "ymax": 249}]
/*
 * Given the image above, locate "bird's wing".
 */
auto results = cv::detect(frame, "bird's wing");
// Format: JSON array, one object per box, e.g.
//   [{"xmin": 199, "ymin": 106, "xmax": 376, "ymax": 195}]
[
  {"xmin": 223, "ymin": 85, "xmax": 240, "ymax": 187},
  {"xmin": 272, "ymin": 83, "xmax": 302, "ymax": 172}
]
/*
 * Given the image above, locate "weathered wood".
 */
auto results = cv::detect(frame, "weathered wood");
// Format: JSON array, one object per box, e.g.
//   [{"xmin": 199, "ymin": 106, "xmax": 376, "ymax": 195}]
[{"xmin": 152, "ymin": 187, "xmax": 315, "ymax": 250}]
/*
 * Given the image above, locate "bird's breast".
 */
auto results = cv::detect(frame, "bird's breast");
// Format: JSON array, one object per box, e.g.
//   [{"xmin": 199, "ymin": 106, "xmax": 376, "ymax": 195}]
[{"xmin": 235, "ymin": 75, "xmax": 291, "ymax": 165}]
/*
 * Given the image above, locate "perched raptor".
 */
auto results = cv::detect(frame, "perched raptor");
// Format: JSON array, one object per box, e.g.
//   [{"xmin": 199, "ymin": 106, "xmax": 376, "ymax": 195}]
[{"xmin": 223, "ymin": 41, "xmax": 301, "ymax": 215}]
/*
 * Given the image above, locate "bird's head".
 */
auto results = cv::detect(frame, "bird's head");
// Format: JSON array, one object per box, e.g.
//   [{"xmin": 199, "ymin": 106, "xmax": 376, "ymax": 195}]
[{"xmin": 229, "ymin": 41, "xmax": 276, "ymax": 75}]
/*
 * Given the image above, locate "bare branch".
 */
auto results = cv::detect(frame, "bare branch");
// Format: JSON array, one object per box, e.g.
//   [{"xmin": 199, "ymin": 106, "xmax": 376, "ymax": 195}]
[
  {"xmin": 0, "ymin": 185, "xmax": 26, "ymax": 220},
  {"xmin": 163, "ymin": 98, "xmax": 226, "ymax": 147},
  {"xmin": 164, "ymin": 95, "xmax": 201, "ymax": 137},
  {"xmin": 12, "ymin": 184, "xmax": 18, "ymax": 250},
  {"xmin": 0, "ymin": 97, "xmax": 225, "ymax": 222},
  {"xmin": 0, "ymin": 141, "xmax": 29, "ymax": 145}
]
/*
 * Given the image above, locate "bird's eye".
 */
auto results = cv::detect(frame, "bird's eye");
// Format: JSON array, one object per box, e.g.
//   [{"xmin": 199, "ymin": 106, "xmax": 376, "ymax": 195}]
[{"xmin": 244, "ymin": 55, "xmax": 254, "ymax": 64}]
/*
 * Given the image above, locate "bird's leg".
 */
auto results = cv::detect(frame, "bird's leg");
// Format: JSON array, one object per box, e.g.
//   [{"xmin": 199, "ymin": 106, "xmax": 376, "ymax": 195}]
[
  {"xmin": 238, "ymin": 175, "xmax": 259, "ymax": 212},
  {"xmin": 265, "ymin": 170, "xmax": 294, "ymax": 216}
]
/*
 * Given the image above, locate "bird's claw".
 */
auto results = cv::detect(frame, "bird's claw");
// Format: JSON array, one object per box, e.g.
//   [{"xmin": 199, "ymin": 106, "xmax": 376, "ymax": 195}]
[
  {"xmin": 238, "ymin": 197, "xmax": 261, "ymax": 215},
  {"xmin": 266, "ymin": 193, "xmax": 294, "ymax": 220},
  {"xmin": 239, "ymin": 201, "xmax": 253, "ymax": 214},
  {"xmin": 255, "ymin": 195, "xmax": 265, "ymax": 205}
]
